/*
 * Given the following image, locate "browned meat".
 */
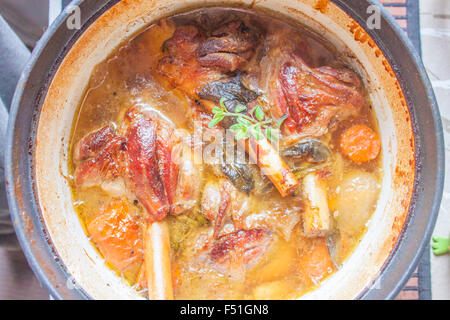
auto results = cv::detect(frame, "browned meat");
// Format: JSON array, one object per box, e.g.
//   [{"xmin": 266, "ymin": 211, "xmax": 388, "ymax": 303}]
[
  {"xmin": 198, "ymin": 21, "xmax": 258, "ymax": 56},
  {"xmin": 74, "ymin": 106, "xmax": 184, "ymax": 222},
  {"xmin": 201, "ymin": 180, "xmax": 231, "ymax": 238},
  {"xmin": 258, "ymin": 31, "xmax": 365, "ymax": 138},
  {"xmin": 201, "ymin": 179, "xmax": 250, "ymax": 238},
  {"xmin": 158, "ymin": 20, "xmax": 259, "ymax": 97},
  {"xmin": 209, "ymin": 229, "xmax": 273, "ymax": 273},
  {"xmin": 158, "ymin": 25, "xmax": 223, "ymax": 97},
  {"xmin": 73, "ymin": 125, "xmax": 117, "ymax": 162},
  {"xmin": 156, "ymin": 120, "xmax": 180, "ymax": 207},
  {"xmin": 274, "ymin": 54, "xmax": 364, "ymax": 136},
  {"xmin": 198, "ymin": 52, "xmax": 245, "ymax": 72},
  {"xmin": 125, "ymin": 111, "xmax": 169, "ymax": 221},
  {"xmin": 196, "ymin": 21, "xmax": 259, "ymax": 72},
  {"xmin": 73, "ymin": 134, "xmax": 126, "ymax": 187}
]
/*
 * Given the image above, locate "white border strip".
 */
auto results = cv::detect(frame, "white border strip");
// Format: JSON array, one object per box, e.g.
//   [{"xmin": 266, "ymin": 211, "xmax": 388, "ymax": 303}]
[{"xmin": 48, "ymin": 0, "xmax": 62, "ymax": 25}]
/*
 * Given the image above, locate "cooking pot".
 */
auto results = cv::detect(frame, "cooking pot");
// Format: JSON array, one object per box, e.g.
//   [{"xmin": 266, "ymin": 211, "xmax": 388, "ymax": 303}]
[{"xmin": 0, "ymin": 0, "xmax": 444, "ymax": 299}]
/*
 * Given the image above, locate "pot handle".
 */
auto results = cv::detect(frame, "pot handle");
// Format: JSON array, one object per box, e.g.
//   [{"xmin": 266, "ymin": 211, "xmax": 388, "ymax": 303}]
[{"xmin": 0, "ymin": 14, "xmax": 31, "ymax": 249}]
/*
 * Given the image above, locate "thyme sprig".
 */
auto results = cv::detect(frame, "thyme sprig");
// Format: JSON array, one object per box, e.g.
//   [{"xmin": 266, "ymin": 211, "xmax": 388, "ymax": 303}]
[{"xmin": 208, "ymin": 98, "xmax": 287, "ymax": 142}]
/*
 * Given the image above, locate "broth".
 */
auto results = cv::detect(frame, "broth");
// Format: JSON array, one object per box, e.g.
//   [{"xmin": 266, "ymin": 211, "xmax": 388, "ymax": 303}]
[{"xmin": 69, "ymin": 7, "xmax": 382, "ymax": 299}]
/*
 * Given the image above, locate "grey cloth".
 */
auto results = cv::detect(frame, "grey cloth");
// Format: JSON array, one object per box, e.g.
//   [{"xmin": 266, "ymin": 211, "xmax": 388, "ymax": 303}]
[{"xmin": 0, "ymin": 0, "xmax": 49, "ymax": 48}]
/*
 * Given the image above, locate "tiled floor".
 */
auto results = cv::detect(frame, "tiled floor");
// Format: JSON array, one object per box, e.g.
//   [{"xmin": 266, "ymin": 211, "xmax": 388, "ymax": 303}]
[{"xmin": 420, "ymin": 0, "xmax": 450, "ymax": 300}]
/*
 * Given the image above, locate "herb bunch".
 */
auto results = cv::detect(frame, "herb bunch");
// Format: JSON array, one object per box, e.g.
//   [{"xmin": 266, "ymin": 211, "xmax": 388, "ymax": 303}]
[{"xmin": 208, "ymin": 98, "xmax": 287, "ymax": 142}]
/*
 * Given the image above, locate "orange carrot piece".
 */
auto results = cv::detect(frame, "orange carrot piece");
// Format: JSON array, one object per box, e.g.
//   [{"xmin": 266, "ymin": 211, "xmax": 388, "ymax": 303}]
[
  {"xmin": 87, "ymin": 200, "xmax": 142, "ymax": 271},
  {"xmin": 339, "ymin": 125, "xmax": 381, "ymax": 163},
  {"xmin": 298, "ymin": 238, "xmax": 336, "ymax": 286}
]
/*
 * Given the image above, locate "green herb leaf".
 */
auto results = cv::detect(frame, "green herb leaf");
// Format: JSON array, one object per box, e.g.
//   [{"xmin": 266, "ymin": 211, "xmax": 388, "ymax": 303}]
[
  {"xmin": 266, "ymin": 127, "xmax": 273, "ymax": 141},
  {"xmin": 219, "ymin": 97, "xmax": 227, "ymax": 111},
  {"xmin": 230, "ymin": 123, "xmax": 245, "ymax": 132},
  {"xmin": 235, "ymin": 104, "xmax": 247, "ymax": 113},
  {"xmin": 234, "ymin": 130, "xmax": 249, "ymax": 140},
  {"xmin": 276, "ymin": 114, "xmax": 288, "ymax": 128},
  {"xmin": 212, "ymin": 106, "xmax": 222, "ymax": 114},
  {"xmin": 254, "ymin": 106, "xmax": 264, "ymax": 121},
  {"xmin": 249, "ymin": 125, "xmax": 263, "ymax": 140},
  {"xmin": 211, "ymin": 98, "xmax": 279, "ymax": 142},
  {"xmin": 237, "ymin": 116, "xmax": 252, "ymax": 126},
  {"xmin": 208, "ymin": 114, "xmax": 224, "ymax": 128}
]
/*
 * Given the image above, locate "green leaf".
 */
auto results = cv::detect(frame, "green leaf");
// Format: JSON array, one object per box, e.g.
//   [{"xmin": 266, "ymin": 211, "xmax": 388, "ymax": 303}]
[
  {"xmin": 212, "ymin": 106, "xmax": 222, "ymax": 115},
  {"xmin": 255, "ymin": 125, "xmax": 263, "ymax": 140},
  {"xmin": 249, "ymin": 125, "xmax": 263, "ymax": 140},
  {"xmin": 219, "ymin": 97, "xmax": 227, "ymax": 111},
  {"xmin": 208, "ymin": 114, "xmax": 224, "ymax": 128},
  {"xmin": 234, "ymin": 130, "xmax": 249, "ymax": 140},
  {"xmin": 254, "ymin": 106, "xmax": 264, "ymax": 121},
  {"xmin": 266, "ymin": 127, "xmax": 273, "ymax": 141},
  {"xmin": 214, "ymin": 112, "xmax": 225, "ymax": 121},
  {"xmin": 276, "ymin": 114, "xmax": 288, "ymax": 128},
  {"xmin": 237, "ymin": 116, "xmax": 252, "ymax": 126},
  {"xmin": 235, "ymin": 104, "xmax": 247, "ymax": 113},
  {"xmin": 230, "ymin": 123, "xmax": 244, "ymax": 132}
]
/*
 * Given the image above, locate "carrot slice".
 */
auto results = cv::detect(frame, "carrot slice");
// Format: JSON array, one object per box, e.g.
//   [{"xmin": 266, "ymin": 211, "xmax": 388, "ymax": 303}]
[
  {"xmin": 339, "ymin": 125, "xmax": 381, "ymax": 163},
  {"xmin": 298, "ymin": 238, "xmax": 335, "ymax": 286},
  {"xmin": 87, "ymin": 200, "xmax": 143, "ymax": 271}
]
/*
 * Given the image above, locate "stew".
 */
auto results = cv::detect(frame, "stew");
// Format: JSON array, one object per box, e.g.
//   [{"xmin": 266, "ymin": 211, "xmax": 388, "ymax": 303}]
[{"xmin": 69, "ymin": 7, "xmax": 382, "ymax": 299}]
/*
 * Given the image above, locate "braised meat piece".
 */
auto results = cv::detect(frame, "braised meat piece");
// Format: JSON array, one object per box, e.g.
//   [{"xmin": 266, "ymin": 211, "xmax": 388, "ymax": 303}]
[
  {"xmin": 158, "ymin": 25, "xmax": 224, "ymax": 97},
  {"xmin": 198, "ymin": 21, "xmax": 258, "ymax": 56},
  {"xmin": 275, "ymin": 54, "xmax": 365, "ymax": 136},
  {"xmin": 73, "ymin": 106, "xmax": 185, "ymax": 222},
  {"xmin": 201, "ymin": 179, "xmax": 250, "ymax": 238},
  {"xmin": 197, "ymin": 21, "xmax": 259, "ymax": 71},
  {"xmin": 258, "ymin": 31, "xmax": 365, "ymax": 138},
  {"xmin": 158, "ymin": 20, "xmax": 260, "ymax": 97},
  {"xmin": 209, "ymin": 229, "xmax": 273, "ymax": 272},
  {"xmin": 73, "ymin": 125, "xmax": 117, "ymax": 162},
  {"xmin": 187, "ymin": 227, "xmax": 274, "ymax": 276},
  {"xmin": 124, "ymin": 110, "xmax": 171, "ymax": 221},
  {"xmin": 73, "ymin": 128, "xmax": 126, "ymax": 188}
]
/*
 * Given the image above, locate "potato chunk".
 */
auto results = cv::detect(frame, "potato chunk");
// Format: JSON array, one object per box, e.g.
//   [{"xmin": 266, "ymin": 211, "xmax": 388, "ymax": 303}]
[
  {"xmin": 250, "ymin": 240, "xmax": 296, "ymax": 282},
  {"xmin": 335, "ymin": 170, "xmax": 379, "ymax": 235},
  {"xmin": 251, "ymin": 281, "xmax": 290, "ymax": 300}
]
